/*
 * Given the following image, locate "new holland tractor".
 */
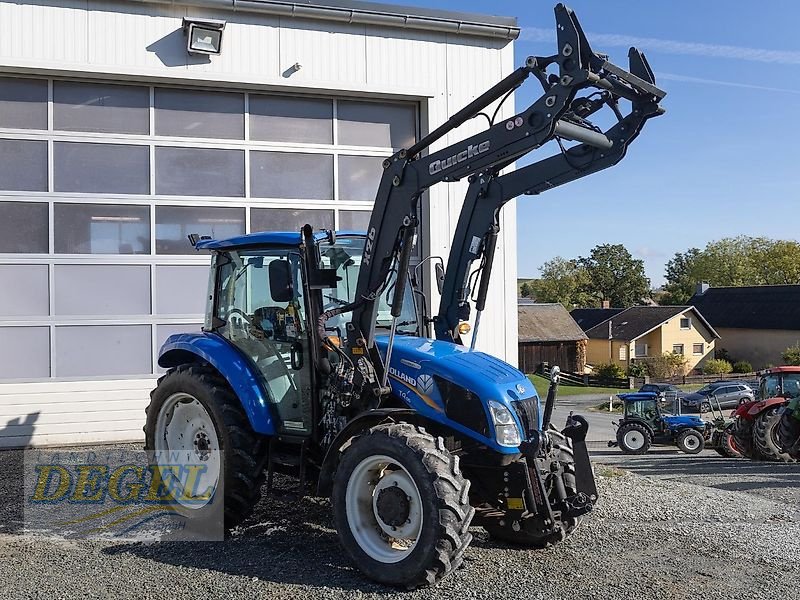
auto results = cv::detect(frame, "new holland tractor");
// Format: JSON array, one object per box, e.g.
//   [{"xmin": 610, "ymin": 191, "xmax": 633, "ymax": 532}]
[
  {"xmin": 733, "ymin": 366, "xmax": 800, "ymax": 462},
  {"xmin": 610, "ymin": 392, "xmax": 707, "ymax": 454},
  {"xmin": 145, "ymin": 4, "xmax": 665, "ymax": 587}
]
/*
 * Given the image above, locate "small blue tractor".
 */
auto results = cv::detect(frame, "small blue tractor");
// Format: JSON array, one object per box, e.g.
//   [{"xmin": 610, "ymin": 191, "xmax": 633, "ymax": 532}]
[
  {"xmin": 610, "ymin": 392, "xmax": 708, "ymax": 454},
  {"xmin": 144, "ymin": 4, "xmax": 665, "ymax": 587}
]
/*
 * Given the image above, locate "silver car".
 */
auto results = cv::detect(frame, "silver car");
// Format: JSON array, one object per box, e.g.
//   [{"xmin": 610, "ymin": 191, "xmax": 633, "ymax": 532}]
[{"xmin": 683, "ymin": 383, "xmax": 755, "ymax": 412}]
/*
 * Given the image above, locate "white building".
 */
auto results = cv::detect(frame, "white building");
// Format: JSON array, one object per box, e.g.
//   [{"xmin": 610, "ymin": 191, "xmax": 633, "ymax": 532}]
[{"xmin": 0, "ymin": 0, "xmax": 520, "ymax": 447}]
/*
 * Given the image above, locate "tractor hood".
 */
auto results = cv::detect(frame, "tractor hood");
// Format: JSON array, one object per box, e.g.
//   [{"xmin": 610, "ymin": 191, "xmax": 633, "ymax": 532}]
[
  {"xmin": 662, "ymin": 414, "xmax": 706, "ymax": 428},
  {"xmin": 374, "ymin": 335, "xmax": 536, "ymax": 406}
]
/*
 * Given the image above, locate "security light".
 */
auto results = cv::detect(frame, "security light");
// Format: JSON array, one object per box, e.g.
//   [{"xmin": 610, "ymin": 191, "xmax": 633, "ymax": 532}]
[{"xmin": 183, "ymin": 18, "xmax": 226, "ymax": 56}]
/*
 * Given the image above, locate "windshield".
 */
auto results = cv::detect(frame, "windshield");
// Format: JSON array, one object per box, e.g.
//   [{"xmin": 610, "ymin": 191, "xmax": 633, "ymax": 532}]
[
  {"xmin": 760, "ymin": 373, "xmax": 800, "ymax": 400},
  {"xmin": 318, "ymin": 237, "xmax": 418, "ymax": 336}
]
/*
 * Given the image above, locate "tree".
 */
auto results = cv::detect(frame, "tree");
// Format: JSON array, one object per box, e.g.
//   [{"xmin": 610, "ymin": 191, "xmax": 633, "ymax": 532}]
[
  {"xmin": 519, "ymin": 281, "xmax": 533, "ymax": 298},
  {"xmin": 782, "ymin": 345, "xmax": 800, "ymax": 366},
  {"xmin": 662, "ymin": 248, "xmax": 702, "ymax": 305},
  {"xmin": 662, "ymin": 236, "xmax": 800, "ymax": 304},
  {"xmin": 529, "ymin": 257, "xmax": 593, "ymax": 307},
  {"xmin": 578, "ymin": 244, "xmax": 651, "ymax": 308}
]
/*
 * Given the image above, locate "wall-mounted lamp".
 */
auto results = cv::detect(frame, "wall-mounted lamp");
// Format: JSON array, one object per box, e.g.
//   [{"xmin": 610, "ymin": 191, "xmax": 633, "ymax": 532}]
[{"xmin": 182, "ymin": 18, "xmax": 226, "ymax": 56}]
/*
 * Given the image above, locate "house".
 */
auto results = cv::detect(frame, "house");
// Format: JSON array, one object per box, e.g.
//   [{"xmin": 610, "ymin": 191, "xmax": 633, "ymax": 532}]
[
  {"xmin": 570, "ymin": 306, "xmax": 719, "ymax": 372},
  {"xmin": 689, "ymin": 283, "xmax": 800, "ymax": 369},
  {"xmin": 518, "ymin": 301, "xmax": 588, "ymax": 373}
]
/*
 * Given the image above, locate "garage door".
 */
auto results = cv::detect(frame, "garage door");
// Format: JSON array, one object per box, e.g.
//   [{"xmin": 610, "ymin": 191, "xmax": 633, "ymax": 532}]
[{"xmin": 0, "ymin": 75, "xmax": 417, "ymax": 446}]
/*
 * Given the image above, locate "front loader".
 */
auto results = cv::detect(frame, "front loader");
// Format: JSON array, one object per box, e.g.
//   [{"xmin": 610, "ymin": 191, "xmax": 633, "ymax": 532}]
[{"xmin": 145, "ymin": 4, "xmax": 665, "ymax": 588}]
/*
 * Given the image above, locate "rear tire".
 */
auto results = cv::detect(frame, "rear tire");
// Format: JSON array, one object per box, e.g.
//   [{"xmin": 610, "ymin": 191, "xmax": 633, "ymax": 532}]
[
  {"xmin": 777, "ymin": 407, "xmax": 800, "ymax": 460},
  {"xmin": 676, "ymin": 429, "xmax": 704, "ymax": 454},
  {"xmin": 145, "ymin": 364, "xmax": 269, "ymax": 529},
  {"xmin": 714, "ymin": 430, "xmax": 742, "ymax": 458},
  {"xmin": 617, "ymin": 422, "xmax": 652, "ymax": 454},
  {"xmin": 754, "ymin": 407, "xmax": 797, "ymax": 463},
  {"xmin": 331, "ymin": 423, "xmax": 473, "ymax": 589},
  {"xmin": 733, "ymin": 417, "xmax": 758, "ymax": 460},
  {"xmin": 483, "ymin": 428, "xmax": 581, "ymax": 548}
]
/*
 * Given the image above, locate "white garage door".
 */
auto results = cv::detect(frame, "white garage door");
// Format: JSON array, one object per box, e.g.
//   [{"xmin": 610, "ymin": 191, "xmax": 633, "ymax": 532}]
[{"xmin": 0, "ymin": 75, "xmax": 417, "ymax": 446}]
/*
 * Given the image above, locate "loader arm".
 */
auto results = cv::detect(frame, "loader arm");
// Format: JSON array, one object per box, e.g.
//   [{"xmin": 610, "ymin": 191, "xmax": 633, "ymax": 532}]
[
  {"xmin": 435, "ymin": 54, "xmax": 664, "ymax": 343},
  {"xmin": 318, "ymin": 3, "xmax": 666, "ymax": 405}
]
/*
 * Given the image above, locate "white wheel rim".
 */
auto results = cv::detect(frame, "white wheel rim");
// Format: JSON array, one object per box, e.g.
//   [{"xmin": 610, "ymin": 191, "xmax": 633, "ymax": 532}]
[
  {"xmin": 345, "ymin": 454, "xmax": 423, "ymax": 564},
  {"xmin": 154, "ymin": 392, "xmax": 221, "ymax": 510},
  {"xmin": 623, "ymin": 430, "xmax": 645, "ymax": 450},
  {"xmin": 684, "ymin": 435, "xmax": 700, "ymax": 450}
]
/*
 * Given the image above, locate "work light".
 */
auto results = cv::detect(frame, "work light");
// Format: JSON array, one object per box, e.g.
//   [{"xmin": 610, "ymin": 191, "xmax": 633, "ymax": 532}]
[{"xmin": 183, "ymin": 18, "xmax": 226, "ymax": 56}]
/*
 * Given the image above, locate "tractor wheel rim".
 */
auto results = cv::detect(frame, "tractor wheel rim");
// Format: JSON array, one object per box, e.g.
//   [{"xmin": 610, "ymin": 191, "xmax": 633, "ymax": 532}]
[
  {"xmin": 684, "ymin": 435, "xmax": 700, "ymax": 450},
  {"xmin": 345, "ymin": 454, "xmax": 423, "ymax": 564},
  {"xmin": 623, "ymin": 431, "xmax": 644, "ymax": 450},
  {"xmin": 154, "ymin": 392, "xmax": 221, "ymax": 510}
]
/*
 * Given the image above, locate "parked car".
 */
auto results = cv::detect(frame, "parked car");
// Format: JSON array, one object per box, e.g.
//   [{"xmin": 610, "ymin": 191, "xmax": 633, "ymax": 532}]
[
  {"xmin": 683, "ymin": 383, "xmax": 755, "ymax": 412},
  {"xmin": 638, "ymin": 383, "xmax": 687, "ymax": 399}
]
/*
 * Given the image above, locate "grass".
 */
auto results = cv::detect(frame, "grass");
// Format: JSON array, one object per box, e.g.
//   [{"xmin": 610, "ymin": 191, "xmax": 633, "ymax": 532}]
[
  {"xmin": 596, "ymin": 465, "xmax": 626, "ymax": 478},
  {"xmin": 528, "ymin": 374, "xmax": 629, "ymax": 398},
  {"xmin": 528, "ymin": 374, "xmax": 705, "ymax": 399}
]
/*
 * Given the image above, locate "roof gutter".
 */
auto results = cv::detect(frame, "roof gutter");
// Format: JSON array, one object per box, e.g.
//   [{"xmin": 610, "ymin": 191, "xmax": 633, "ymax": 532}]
[{"xmin": 125, "ymin": 0, "xmax": 520, "ymax": 40}]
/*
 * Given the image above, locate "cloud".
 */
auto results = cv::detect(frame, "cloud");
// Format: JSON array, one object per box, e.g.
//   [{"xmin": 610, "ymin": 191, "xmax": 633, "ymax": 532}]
[
  {"xmin": 520, "ymin": 27, "xmax": 800, "ymax": 65},
  {"xmin": 659, "ymin": 72, "xmax": 800, "ymax": 95}
]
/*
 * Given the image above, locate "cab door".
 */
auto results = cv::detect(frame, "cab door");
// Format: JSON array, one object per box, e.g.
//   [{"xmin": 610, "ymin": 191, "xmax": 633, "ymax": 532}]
[{"xmin": 215, "ymin": 248, "xmax": 314, "ymax": 435}]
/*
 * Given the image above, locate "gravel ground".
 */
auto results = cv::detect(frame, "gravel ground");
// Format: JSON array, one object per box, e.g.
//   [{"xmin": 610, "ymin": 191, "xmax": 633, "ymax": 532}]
[{"xmin": 1, "ymin": 446, "xmax": 798, "ymax": 600}]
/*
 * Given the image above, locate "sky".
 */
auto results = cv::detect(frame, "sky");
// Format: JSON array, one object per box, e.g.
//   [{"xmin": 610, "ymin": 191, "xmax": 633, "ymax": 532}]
[{"xmin": 395, "ymin": 0, "xmax": 800, "ymax": 286}]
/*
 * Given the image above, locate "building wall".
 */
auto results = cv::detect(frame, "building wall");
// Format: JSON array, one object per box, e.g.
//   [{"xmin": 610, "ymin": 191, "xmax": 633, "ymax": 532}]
[
  {"xmin": 0, "ymin": 0, "xmax": 518, "ymax": 446},
  {"xmin": 518, "ymin": 341, "xmax": 581, "ymax": 375},
  {"xmin": 716, "ymin": 327, "xmax": 800, "ymax": 370},
  {"xmin": 656, "ymin": 310, "xmax": 716, "ymax": 371}
]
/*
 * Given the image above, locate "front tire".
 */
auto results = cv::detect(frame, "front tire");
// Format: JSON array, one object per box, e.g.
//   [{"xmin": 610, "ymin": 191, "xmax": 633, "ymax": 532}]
[
  {"xmin": 676, "ymin": 429, "xmax": 704, "ymax": 454},
  {"xmin": 617, "ymin": 422, "xmax": 652, "ymax": 454},
  {"xmin": 700, "ymin": 401, "xmax": 712, "ymax": 413},
  {"xmin": 754, "ymin": 407, "xmax": 797, "ymax": 463},
  {"xmin": 331, "ymin": 423, "xmax": 473, "ymax": 589},
  {"xmin": 145, "ymin": 364, "xmax": 269, "ymax": 529}
]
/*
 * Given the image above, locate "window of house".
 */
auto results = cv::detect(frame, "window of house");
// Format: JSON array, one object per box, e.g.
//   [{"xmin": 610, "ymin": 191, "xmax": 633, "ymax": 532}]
[
  {"xmin": 693, "ymin": 343, "xmax": 704, "ymax": 355},
  {"xmin": 619, "ymin": 345, "xmax": 627, "ymax": 361},
  {"xmin": 680, "ymin": 317, "xmax": 691, "ymax": 330},
  {"xmin": 673, "ymin": 344, "xmax": 684, "ymax": 355},
  {"xmin": 635, "ymin": 341, "xmax": 648, "ymax": 357}
]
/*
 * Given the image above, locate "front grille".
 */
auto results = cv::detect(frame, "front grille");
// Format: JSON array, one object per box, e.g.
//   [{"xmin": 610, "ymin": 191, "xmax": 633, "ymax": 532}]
[
  {"xmin": 512, "ymin": 397, "xmax": 540, "ymax": 438},
  {"xmin": 434, "ymin": 375, "xmax": 490, "ymax": 437}
]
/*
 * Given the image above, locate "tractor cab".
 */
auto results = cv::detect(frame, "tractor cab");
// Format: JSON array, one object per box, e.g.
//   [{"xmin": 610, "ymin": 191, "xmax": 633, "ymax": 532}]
[{"xmin": 622, "ymin": 394, "xmax": 662, "ymax": 428}]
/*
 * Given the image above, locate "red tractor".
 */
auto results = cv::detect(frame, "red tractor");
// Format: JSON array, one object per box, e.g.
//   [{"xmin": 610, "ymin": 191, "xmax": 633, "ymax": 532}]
[{"xmin": 732, "ymin": 366, "xmax": 800, "ymax": 462}]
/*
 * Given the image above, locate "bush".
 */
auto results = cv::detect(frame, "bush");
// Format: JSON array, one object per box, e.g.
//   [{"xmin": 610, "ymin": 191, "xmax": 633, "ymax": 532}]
[
  {"xmin": 647, "ymin": 352, "xmax": 688, "ymax": 379},
  {"xmin": 595, "ymin": 362, "xmax": 625, "ymax": 380},
  {"xmin": 703, "ymin": 358, "xmax": 733, "ymax": 375},
  {"xmin": 628, "ymin": 361, "xmax": 648, "ymax": 378},
  {"xmin": 732, "ymin": 360, "xmax": 753, "ymax": 374},
  {"xmin": 782, "ymin": 345, "xmax": 800, "ymax": 366}
]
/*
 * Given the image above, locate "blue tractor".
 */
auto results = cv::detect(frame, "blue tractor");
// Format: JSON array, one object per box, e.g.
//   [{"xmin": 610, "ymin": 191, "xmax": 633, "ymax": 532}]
[
  {"xmin": 611, "ymin": 392, "xmax": 708, "ymax": 454},
  {"xmin": 145, "ymin": 4, "xmax": 665, "ymax": 588}
]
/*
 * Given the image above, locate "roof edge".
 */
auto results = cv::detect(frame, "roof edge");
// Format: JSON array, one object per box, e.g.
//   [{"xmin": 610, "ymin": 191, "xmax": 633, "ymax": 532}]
[{"xmin": 124, "ymin": 0, "xmax": 520, "ymax": 40}]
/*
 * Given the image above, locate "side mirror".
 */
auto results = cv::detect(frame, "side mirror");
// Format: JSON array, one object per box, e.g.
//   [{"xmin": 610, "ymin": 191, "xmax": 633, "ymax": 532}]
[
  {"xmin": 550, "ymin": 365, "xmax": 561, "ymax": 384},
  {"xmin": 434, "ymin": 262, "xmax": 445, "ymax": 295},
  {"xmin": 269, "ymin": 260, "xmax": 293, "ymax": 303}
]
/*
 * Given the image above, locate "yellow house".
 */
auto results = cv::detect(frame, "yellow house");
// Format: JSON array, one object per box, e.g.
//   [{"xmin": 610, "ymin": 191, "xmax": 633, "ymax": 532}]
[{"xmin": 571, "ymin": 306, "xmax": 719, "ymax": 373}]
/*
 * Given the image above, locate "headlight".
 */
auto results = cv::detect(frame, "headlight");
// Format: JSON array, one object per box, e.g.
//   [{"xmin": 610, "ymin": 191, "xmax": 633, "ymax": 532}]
[{"xmin": 488, "ymin": 400, "xmax": 522, "ymax": 447}]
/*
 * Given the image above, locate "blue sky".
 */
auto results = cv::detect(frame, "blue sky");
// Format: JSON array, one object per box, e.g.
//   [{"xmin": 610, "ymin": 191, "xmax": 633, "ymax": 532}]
[{"xmin": 397, "ymin": 1, "xmax": 800, "ymax": 285}]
